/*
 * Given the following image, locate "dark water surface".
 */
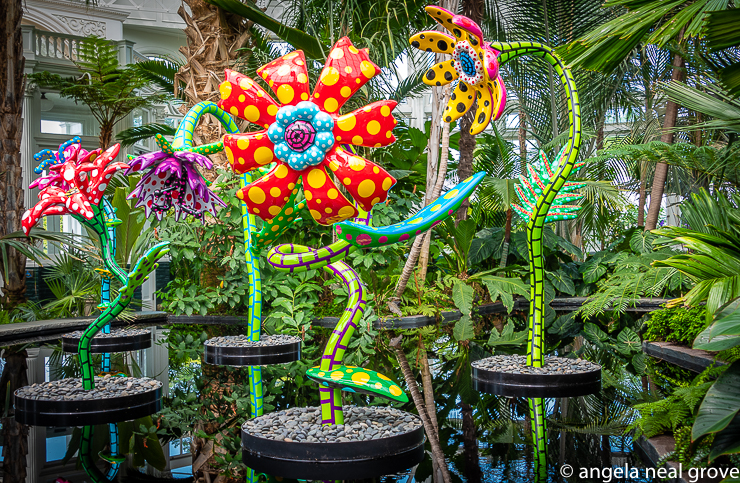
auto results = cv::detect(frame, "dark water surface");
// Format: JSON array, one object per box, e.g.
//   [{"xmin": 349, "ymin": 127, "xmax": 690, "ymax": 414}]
[{"xmin": 1, "ymin": 326, "xmax": 655, "ymax": 483}]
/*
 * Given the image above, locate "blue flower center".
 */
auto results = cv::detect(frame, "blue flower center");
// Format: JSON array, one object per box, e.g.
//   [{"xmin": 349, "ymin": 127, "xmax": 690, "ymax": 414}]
[
  {"xmin": 459, "ymin": 50, "xmax": 477, "ymax": 76},
  {"xmin": 268, "ymin": 101, "xmax": 335, "ymax": 171}
]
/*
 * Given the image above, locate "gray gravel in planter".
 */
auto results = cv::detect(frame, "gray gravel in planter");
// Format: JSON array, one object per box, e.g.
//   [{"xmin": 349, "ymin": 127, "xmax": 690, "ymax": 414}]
[
  {"xmin": 63, "ymin": 328, "xmax": 151, "ymax": 339},
  {"xmin": 205, "ymin": 334, "xmax": 301, "ymax": 347},
  {"xmin": 472, "ymin": 354, "xmax": 601, "ymax": 375},
  {"xmin": 15, "ymin": 375, "xmax": 162, "ymax": 401},
  {"xmin": 242, "ymin": 406, "xmax": 422, "ymax": 443}
]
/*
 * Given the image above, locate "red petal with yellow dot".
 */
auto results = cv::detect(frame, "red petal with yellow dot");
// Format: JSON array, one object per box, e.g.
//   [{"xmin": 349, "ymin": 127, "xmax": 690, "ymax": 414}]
[
  {"xmin": 302, "ymin": 166, "xmax": 358, "ymax": 225},
  {"xmin": 469, "ymin": 85, "xmax": 493, "ymax": 135},
  {"xmin": 223, "ymin": 131, "xmax": 276, "ymax": 174},
  {"xmin": 257, "ymin": 51, "xmax": 311, "ymax": 106},
  {"xmin": 424, "ymin": 6, "xmax": 468, "ymax": 41},
  {"xmin": 409, "ymin": 31, "xmax": 456, "ymax": 55},
  {"xmin": 444, "ymin": 81, "xmax": 476, "ymax": 123},
  {"xmin": 312, "ymin": 37, "xmax": 379, "ymax": 114},
  {"xmin": 325, "ymin": 147, "xmax": 395, "ymax": 212},
  {"xmin": 333, "ymin": 100, "xmax": 397, "ymax": 148},
  {"xmin": 218, "ymin": 69, "xmax": 279, "ymax": 128},
  {"xmin": 236, "ymin": 163, "xmax": 301, "ymax": 220}
]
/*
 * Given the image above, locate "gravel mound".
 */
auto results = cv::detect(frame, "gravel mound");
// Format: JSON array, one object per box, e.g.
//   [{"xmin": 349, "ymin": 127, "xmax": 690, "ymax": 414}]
[
  {"xmin": 15, "ymin": 376, "xmax": 162, "ymax": 401},
  {"xmin": 205, "ymin": 334, "xmax": 300, "ymax": 347},
  {"xmin": 473, "ymin": 355, "xmax": 601, "ymax": 375},
  {"xmin": 242, "ymin": 406, "xmax": 422, "ymax": 443},
  {"xmin": 63, "ymin": 328, "xmax": 150, "ymax": 339}
]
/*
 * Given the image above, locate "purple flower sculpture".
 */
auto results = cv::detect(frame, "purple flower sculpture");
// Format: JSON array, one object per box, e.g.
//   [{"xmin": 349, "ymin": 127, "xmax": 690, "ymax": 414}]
[{"xmin": 126, "ymin": 150, "xmax": 226, "ymax": 222}]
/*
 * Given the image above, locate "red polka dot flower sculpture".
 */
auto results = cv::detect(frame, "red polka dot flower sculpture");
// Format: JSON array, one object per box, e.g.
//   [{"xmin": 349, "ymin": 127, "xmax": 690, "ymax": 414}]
[
  {"xmin": 410, "ymin": 5, "xmax": 507, "ymax": 134},
  {"xmin": 219, "ymin": 37, "xmax": 398, "ymax": 225},
  {"xmin": 22, "ymin": 141, "xmax": 126, "ymax": 234}
]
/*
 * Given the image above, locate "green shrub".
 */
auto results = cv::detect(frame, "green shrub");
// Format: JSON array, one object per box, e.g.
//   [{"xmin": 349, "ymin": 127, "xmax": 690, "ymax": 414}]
[{"xmin": 643, "ymin": 306, "xmax": 709, "ymax": 346}]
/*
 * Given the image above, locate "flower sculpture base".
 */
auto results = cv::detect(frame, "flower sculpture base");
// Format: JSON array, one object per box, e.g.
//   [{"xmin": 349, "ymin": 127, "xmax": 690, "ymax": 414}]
[
  {"xmin": 14, "ymin": 376, "xmax": 162, "ymax": 427},
  {"xmin": 471, "ymin": 355, "xmax": 601, "ymax": 398},
  {"xmin": 62, "ymin": 328, "xmax": 151, "ymax": 354},
  {"xmin": 203, "ymin": 335, "xmax": 301, "ymax": 366},
  {"xmin": 241, "ymin": 406, "xmax": 424, "ymax": 480}
]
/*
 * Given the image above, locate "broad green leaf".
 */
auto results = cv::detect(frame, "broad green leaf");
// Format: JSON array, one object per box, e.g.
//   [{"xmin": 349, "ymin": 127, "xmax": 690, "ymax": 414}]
[
  {"xmin": 631, "ymin": 353, "xmax": 647, "ymax": 375},
  {"xmin": 482, "ymin": 275, "xmax": 529, "ymax": 313},
  {"xmin": 487, "ymin": 320, "xmax": 528, "ymax": 347},
  {"xmin": 453, "ymin": 315, "xmax": 475, "ymax": 341},
  {"xmin": 693, "ymin": 361, "xmax": 740, "ymax": 439},
  {"xmin": 709, "ymin": 412, "xmax": 740, "ymax": 461},
  {"xmin": 452, "ymin": 282, "xmax": 475, "ymax": 316},
  {"xmin": 630, "ymin": 230, "xmax": 656, "ymax": 255},
  {"xmin": 581, "ymin": 258, "xmax": 607, "ymax": 284},
  {"xmin": 582, "ymin": 322, "xmax": 609, "ymax": 345},
  {"xmin": 546, "ymin": 270, "xmax": 576, "ymax": 296},
  {"xmin": 617, "ymin": 327, "xmax": 641, "ymax": 355}
]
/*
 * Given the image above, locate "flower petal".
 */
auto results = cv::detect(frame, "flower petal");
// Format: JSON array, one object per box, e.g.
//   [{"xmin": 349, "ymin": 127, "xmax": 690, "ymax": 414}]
[
  {"xmin": 451, "ymin": 15, "xmax": 484, "ymax": 47},
  {"xmin": 236, "ymin": 163, "xmax": 301, "ymax": 221},
  {"xmin": 423, "ymin": 60, "xmax": 458, "ymax": 87},
  {"xmin": 444, "ymin": 81, "xmax": 475, "ymax": 123},
  {"xmin": 409, "ymin": 31, "xmax": 456, "ymax": 54},
  {"xmin": 490, "ymin": 75, "xmax": 507, "ymax": 121},
  {"xmin": 425, "ymin": 6, "xmax": 468, "ymax": 41},
  {"xmin": 22, "ymin": 196, "xmax": 68, "ymax": 235},
  {"xmin": 334, "ymin": 100, "xmax": 398, "ymax": 147},
  {"xmin": 126, "ymin": 151, "xmax": 168, "ymax": 174},
  {"xmin": 65, "ymin": 192, "xmax": 95, "ymax": 219},
  {"xmin": 303, "ymin": 167, "xmax": 357, "ymax": 225},
  {"xmin": 312, "ymin": 37, "xmax": 379, "ymax": 114},
  {"xmin": 325, "ymin": 147, "xmax": 395, "ymax": 212},
  {"xmin": 469, "ymin": 85, "xmax": 493, "ymax": 135},
  {"xmin": 177, "ymin": 151, "xmax": 213, "ymax": 170},
  {"xmin": 257, "ymin": 50, "xmax": 311, "ymax": 106},
  {"xmin": 223, "ymin": 130, "xmax": 277, "ymax": 173},
  {"xmin": 218, "ymin": 69, "xmax": 279, "ymax": 128}
]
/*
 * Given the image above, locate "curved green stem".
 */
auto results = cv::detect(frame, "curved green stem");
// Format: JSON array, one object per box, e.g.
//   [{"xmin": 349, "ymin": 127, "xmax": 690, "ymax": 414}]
[
  {"xmin": 79, "ymin": 242, "xmax": 170, "ymax": 390},
  {"xmin": 528, "ymin": 397, "xmax": 548, "ymax": 482},
  {"xmin": 80, "ymin": 425, "xmax": 109, "ymax": 483},
  {"xmin": 171, "ymin": 101, "xmax": 239, "ymax": 151},
  {"xmin": 493, "ymin": 41, "xmax": 582, "ymax": 367}
]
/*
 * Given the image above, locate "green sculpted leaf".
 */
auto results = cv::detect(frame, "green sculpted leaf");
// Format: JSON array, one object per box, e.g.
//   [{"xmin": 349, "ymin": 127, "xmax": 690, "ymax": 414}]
[
  {"xmin": 616, "ymin": 327, "xmax": 641, "ymax": 355},
  {"xmin": 306, "ymin": 365, "xmax": 408, "ymax": 403},
  {"xmin": 546, "ymin": 269, "xmax": 576, "ymax": 296},
  {"xmin": 119, "ymin": 242, "xmax": 170, "ymax": 301},
  {"xmin": 693, "ymin": 361, "xmax": 740, "ymax": 440},
  {"xmin": 630, "ymin": 230, "xmax": 656, "ymax": 255},
  {"xmin": 581, "ymin": 258, "xmax": 607, "ymax": 284}
]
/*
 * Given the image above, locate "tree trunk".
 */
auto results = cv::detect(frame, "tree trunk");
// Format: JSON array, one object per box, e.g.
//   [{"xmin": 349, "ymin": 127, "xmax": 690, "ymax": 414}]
[
  {"xmin": 177, "ymin": 0, "xmax": 251, "ymax": 177},
  {"xmin": 645, "ymin": 48, "xmax": 685, "ymax": 231},
  {"xmin": 0, "ymin": 0, "xmax": 27, "ymax": 309},
  {"xmin": 420, "ymin": 342, "xmax": 442, "ymax": 483},
  {"xmin": 390, "ymin": 336, "xmax": 452, "ymax": 483},
  {"xmin": 99, "ymin": 122, "xmax": 114, "ymax": 149},
  {"xmin": 0, "ymin": 347, "xmax": 29, "ymax": 483},
  {"xmin": 461, "ymin": 402, "xmax": 482, "ymax": 483},
  {"xmin": 499, "ymin": 208, "xmax": 512, "ymax": 267}
]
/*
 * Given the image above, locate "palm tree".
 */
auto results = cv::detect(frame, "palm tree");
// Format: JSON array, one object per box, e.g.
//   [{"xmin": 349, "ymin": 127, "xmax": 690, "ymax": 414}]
[
  {"xmin": 0, "ymin": 0, "xmax": 27, "ymax": 309},
  {"xmin": 561, "ymin": 0, "xmax": 736, "ymax": 230}
]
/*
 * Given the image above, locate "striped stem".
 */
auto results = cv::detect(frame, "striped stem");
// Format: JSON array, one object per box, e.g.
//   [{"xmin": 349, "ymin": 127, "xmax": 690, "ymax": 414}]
[{"xmin": 492, "ymin": 42, "xmax": 582, "ymax": 367}]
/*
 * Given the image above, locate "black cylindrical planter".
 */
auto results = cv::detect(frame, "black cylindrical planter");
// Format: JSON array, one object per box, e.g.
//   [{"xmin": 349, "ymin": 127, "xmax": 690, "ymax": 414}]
[
  {"xmin": 472, "ymin": 361, "xmax": 601, "ymax": 398},
  {"xmin": 62, "ymin": 329, "xmax": 151, "ymax": 354},
  {"xmin": 204, "ymin": 336, "xmax": 301, "ymax": 366},
  {"xmin": 14, "ymin": 378, "xmax": 162, "ymax": 427},
  {"xmin": 241, "ymin": 422, "xmax": 425, "ymax": 480}
]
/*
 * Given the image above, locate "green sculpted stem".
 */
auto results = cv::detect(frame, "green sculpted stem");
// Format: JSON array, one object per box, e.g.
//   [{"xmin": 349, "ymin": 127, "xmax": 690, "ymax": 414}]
[{"xmin": 492, "ymin": 41, "xmax": 582, "ymax": 367}]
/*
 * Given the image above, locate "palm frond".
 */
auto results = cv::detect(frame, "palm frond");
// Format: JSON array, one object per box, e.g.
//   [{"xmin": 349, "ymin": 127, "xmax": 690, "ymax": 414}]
[{"xmin": 116, "ymin": 123, "xmax": 177, "ymax": 147}]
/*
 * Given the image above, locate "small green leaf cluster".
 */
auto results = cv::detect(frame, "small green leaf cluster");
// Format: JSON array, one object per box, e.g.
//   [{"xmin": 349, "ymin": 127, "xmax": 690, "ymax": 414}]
[{"xmin": 643, "ymin": 306, "xmax": 709, "ymax": 347}]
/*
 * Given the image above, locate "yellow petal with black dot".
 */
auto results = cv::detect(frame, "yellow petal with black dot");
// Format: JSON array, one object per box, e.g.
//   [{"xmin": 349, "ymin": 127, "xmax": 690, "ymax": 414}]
[{"xmin": 443, "ymin": 81, "xmax": 476, "ymax": 123}]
